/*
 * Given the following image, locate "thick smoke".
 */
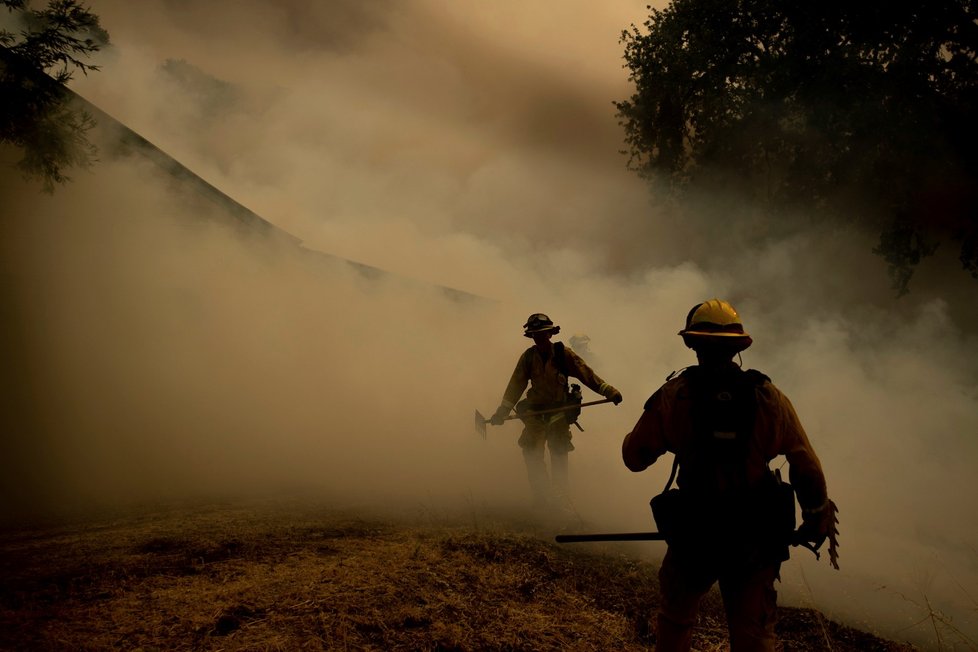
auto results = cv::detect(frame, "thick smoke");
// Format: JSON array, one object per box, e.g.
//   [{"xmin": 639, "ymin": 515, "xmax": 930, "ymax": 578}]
[{"xmin": 2, "ymin": 1, "xmax": 977, "ymax": 647}]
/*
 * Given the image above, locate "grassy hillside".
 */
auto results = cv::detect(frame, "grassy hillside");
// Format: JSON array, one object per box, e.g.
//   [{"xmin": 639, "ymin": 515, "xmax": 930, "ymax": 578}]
[{"xmin": 0, "ymin": 499, "xmax": 916, "ymax": 651}]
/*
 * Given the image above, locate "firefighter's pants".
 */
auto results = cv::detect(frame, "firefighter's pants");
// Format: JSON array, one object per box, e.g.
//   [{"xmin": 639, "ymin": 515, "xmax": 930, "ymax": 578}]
[
  {"xmin": 655, "ymin": 546, "xmax": 780, "ymax": 652},
  {"xmin": 518, "ymin": 415, "xmax": 573, "ymax": 506}
]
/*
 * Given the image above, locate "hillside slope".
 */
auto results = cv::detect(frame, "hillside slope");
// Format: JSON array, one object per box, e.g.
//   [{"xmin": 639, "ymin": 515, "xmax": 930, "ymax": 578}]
[{"xmin": 0, "ymin": 500, "xmax": 916, "ymax": 651}]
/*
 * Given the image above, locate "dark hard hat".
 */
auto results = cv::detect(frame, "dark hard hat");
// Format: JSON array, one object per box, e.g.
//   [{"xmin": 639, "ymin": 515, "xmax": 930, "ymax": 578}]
[{"xmin": 523, "ymin": 313, "xmax": 561, "ymax": 337}]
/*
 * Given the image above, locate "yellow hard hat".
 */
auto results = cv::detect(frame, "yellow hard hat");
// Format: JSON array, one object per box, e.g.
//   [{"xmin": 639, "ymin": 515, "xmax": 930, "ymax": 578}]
[{"xmin": 679, "ymin": 299, "xmax": 752, "ymax": 351}]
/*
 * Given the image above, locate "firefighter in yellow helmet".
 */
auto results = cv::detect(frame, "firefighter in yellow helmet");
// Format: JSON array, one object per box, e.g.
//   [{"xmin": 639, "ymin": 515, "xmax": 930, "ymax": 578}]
[
  {"xmin": 491, "ymin": 314, "xmax": 623, "ymax": 510},
  {"xmin": 622, "ymin": 299, "xmax": 838, "ymax": 652}
]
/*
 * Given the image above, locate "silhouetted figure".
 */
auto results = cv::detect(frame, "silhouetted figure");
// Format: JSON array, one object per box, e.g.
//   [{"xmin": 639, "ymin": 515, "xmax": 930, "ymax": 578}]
[
  {"xmin": 622, "ymin": 299, "xmax": 838, "ymax": 652},
  {"xmin": 491, "ymin": 314, "xmax": 622, "ymax": 510},
  {"xmin": 568, "ymin": 333, "xmax": 595, "ymax": 364}
]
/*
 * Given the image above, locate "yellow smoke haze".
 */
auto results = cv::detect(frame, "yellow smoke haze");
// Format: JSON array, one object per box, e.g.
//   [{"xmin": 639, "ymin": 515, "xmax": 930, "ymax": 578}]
[{"xmin": 2, "ymin": 1, "xmax": 976, "ymax": 647}]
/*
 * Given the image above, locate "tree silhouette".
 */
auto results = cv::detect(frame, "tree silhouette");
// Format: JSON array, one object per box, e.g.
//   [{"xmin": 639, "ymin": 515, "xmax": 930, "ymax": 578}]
[
  {"xmin": 616, "ymin": 0, "xmax": 978, "ymax": 293},
  {"xmin": 1, "ymin": 0, "xmax": 108, "ymax": 192}
]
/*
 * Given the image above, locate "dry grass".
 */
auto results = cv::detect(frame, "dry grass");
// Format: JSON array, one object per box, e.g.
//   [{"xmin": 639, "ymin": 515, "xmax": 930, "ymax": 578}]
[{"xmin": 0, "ymin": 499, "xmax": 917, "ymax": 651}]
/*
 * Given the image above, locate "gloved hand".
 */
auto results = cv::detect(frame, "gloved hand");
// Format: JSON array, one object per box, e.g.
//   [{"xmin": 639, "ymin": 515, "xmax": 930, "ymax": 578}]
[
  {"xmin": 489, "ymin": 406, "xmax": 509, "ymax": 426},
  {"xmin": 795, "ymin": 499, "xmax": 840, "ymax": 569},
  {"xmin": 797, "ymin": 503, "xmax": 832, "ymax": 547},
  {"xmin": 796, "ymin": 519, "xmax": 826, "ymax": 548},
  {"xmin": 607, "ymin": 387, "xmax": 623, "ymax": 405}
]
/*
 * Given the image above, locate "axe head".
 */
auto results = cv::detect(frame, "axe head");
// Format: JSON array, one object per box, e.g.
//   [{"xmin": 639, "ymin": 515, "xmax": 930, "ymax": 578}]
[{"xmin": 474, "ymin": 410, "xmax": 488, "ymax": 439}]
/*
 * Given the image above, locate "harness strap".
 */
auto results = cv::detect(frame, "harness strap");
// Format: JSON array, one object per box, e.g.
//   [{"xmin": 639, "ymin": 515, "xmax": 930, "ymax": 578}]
[
  {"xmin": 663, "ymin": 454, "xmax": 679, "ymax": 492},
  {"xmin": 523, "ymin": 341, "xmax": 571, "ymax": 392}
]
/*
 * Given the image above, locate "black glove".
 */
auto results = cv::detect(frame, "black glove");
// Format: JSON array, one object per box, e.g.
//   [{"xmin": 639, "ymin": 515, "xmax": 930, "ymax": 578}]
[
  {"xmin": 607, "ymin": 388, "xmax": 623, "ymax": 405},
  {"xmin": 796, "ymin": 506, "xmax": 831, "ymax": 548},
  {"xmin": 796, "ymin": 519, "xmax": 826, "ymax": 548},
  {"xmin": 489, "ymin": 406, "xmax": 509, "ymax": 426}
]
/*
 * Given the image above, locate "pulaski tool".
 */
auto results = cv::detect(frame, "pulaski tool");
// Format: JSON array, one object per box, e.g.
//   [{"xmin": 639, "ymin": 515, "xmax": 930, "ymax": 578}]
[{"xmin": 474, "ymin": 398, "xmax": 613, "ymax": 439}]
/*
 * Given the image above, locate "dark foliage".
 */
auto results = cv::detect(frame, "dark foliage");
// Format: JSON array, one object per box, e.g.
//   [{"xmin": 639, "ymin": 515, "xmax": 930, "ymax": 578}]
[
  {"xmin": 616, "ymin": 0, "xmax": 978, "ymax": 293},
  {"xmin": 1, "ymin": 0, "xmax": 108, "ymax": 191}
]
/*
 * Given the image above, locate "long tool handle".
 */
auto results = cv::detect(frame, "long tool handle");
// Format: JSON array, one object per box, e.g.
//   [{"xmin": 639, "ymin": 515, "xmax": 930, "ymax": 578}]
[
  {"xmin": 508, "ymin": 398, "xmax": 613, "ymax": 420},
  {"xmin": 475, "ymin": 398, "xmax": 614, "ymax": 439},
  {"xmin": 555, "ymin": 531, "xmax": 666, "ymax": 543}
]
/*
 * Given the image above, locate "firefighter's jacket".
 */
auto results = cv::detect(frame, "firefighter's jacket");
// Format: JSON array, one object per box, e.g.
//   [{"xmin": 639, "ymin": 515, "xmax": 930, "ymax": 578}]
[
  {"xmin": 499, "ymin": 343, "xmax": 615, "ymax": 413},
  {"xmin": 621, "ymin": 364, "xmax": 828, "ymax": 514}
]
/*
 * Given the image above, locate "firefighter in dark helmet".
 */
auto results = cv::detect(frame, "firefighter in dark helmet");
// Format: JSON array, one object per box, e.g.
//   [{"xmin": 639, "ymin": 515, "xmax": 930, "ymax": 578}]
[
  {"xmin": 491, "ymin": 313, "xmax": 623, "ymax": 509},
  {"xmin": 622, "ymin": 299, "xmax": 838, "ymax": 652}
]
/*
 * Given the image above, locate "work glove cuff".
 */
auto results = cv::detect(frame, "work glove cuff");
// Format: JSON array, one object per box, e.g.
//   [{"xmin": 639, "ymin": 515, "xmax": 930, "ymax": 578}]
[{"xmin": 490, "ymin": 405, "xmax": 510, "ymax": 425}]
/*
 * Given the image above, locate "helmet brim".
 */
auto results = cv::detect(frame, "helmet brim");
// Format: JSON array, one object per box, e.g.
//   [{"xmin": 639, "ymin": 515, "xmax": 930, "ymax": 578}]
[
  {"xmin": 680, "ymin": 331, "xmax": 752, "ymax": 352},
  {"xmin": 678, "ymin": 329, "xmax": 751, "ymax": 338},
  {"xmin": 524, "ymin": 326, "xmax": 560, "ymax": 337}
]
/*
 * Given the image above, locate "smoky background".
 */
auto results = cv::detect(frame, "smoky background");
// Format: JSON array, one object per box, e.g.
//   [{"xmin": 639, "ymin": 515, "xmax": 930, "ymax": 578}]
[{"xmin": 2, "ymin": 0, "xmax": 976, "ymax": 647}]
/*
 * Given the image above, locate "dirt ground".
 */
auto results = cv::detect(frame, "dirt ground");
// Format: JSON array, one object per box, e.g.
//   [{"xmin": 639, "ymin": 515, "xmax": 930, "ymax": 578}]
[{"xmin": 0, "ymin": 499, "xmax": 917, "ymax": 651}]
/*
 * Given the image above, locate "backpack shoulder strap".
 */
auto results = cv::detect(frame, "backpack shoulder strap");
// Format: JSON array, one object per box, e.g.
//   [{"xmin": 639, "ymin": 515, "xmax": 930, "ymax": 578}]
[
  {"xmin": 663, "ymin": 454, "xmax": 679, "ymax": 492},
  {"xmin": 521, "ymin": 343, "xmax": 569, "ymax": 379},
  {"xmin": 553, "ymin": 341, "xmax": 567, "ymax": 376},
  {"xmin": 522, "ymin": 346, "xmax": 535, "ymax": 378}
]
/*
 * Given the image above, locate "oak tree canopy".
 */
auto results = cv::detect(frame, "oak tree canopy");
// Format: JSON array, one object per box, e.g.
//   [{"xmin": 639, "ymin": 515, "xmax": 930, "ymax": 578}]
[{"xmin": 616, "ymin": 0, "xmax": 978, "ymax": 293}]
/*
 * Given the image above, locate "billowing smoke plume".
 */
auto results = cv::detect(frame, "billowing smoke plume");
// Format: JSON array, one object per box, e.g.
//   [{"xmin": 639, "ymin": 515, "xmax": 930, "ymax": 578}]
[{"xmin": 2, "ymin": 1, "xmax": 976, "ymax": 647}]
